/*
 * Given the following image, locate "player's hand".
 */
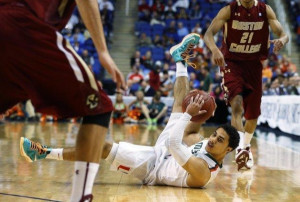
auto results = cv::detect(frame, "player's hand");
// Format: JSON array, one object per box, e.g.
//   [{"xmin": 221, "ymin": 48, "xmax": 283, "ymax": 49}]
[
  {"xmin": 98, "ymin": 51, "xmax": 127, "ymax": 92},
  {"xmin": 211, "ymin": 48, "xmax": 226, "ymax": 67},
  {"xmin": 270, "ymin": 39, "xmax": 285, "ymax": 54},
  {"xmin": 186, "ymin": 94, "xmax": 207, "ymax": 117}
]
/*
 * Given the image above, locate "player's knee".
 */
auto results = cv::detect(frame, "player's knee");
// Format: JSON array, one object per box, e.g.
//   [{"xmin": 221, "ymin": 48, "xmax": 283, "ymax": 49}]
[
  {"xmin": 82, "ymin": 112, "xmax": 112, "ymax": 128},
  {"xmin": 231, "ymin": 97, "xmax": 243, "ymax": 115}
]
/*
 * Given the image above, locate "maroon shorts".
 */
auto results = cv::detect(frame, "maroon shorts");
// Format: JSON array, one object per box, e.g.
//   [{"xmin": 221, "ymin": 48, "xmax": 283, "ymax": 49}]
[
  {"xmin": 221, "ymin": 60, "xmax": 263, "ymax": 120},
  {"xmin": 0, "ymin": 4, "xmax": 113, "ymax": 118}
]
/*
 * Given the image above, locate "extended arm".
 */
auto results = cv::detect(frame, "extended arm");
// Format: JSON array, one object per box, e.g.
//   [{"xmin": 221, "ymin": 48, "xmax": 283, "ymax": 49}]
[
  {"xmin": 167, "ymin": 95, "xmax": 210, "ymax": 187},
  {"xmin": 204, "ymin": 6, "xmax": 230, "ymax": 67},
  {"xmin": 75, "ymin": 0, "xmax": 126, "ymax": 90},
  {"xmin": 266, "ymin": 5, "xmax": 289, "ymax": 54}
]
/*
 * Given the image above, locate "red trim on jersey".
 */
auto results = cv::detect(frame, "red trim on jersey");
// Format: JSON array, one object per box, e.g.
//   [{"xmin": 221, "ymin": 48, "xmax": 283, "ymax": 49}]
[
  {"xmin": 118, "ymin": 165, "xmax": 131, "ymax": 172},
  {"xmin": 209, "ymin": 165, "xmax": 219, "ymax": 172}
]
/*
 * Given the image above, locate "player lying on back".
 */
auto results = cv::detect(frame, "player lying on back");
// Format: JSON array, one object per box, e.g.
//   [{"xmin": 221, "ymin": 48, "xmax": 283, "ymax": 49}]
[{"xmin": 20, "ymin": 33, "xmax": 240, "ymax": 188}]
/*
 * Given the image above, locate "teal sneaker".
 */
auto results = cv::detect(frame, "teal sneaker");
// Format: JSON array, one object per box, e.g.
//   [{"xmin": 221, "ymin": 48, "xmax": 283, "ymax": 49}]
[
  {"xmin": 170, "ymin": 33, "xmax": 200, "ymax": 68},
  {"xmin": 20, "ymin": 137, "xmax": 51, "ymax": 162}
]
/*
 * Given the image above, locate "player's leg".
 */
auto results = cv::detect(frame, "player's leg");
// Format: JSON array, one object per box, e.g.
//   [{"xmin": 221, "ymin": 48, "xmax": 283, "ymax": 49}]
[
  {"xmin": 170, "ymin": 33, "xmax": 201, "ymax": 113},
  {"xmin": 20, "ymin": 136, "xmax": 114, "ymax": 162},
  {"xmin": 154, "ymin": 33, "xmax": 200, "ymax": 147},
  {"xmin": 221, "ymin": 61, "xmax": 249, "ymax": 170},
  {"xmin": 3, "ymin": 9, "xmax": 112, "ymax": 200}
]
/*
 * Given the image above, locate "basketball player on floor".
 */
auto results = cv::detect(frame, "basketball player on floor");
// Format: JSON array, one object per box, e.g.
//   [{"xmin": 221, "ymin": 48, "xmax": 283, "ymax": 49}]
[
  {"xmin": 20, "ymin": 33, "xmax": 240, "ymax": 188},
  {"xmin": 0, "ymin": 0, "xmax": 126, "ymax": 201},
  {"xmin": 204, "ymin": 0, "xmax": 288, "ymax": 170}
]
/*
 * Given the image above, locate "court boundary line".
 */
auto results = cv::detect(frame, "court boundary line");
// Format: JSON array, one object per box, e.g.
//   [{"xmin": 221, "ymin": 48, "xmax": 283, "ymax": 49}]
[{"xmin": 0, "ymin": 192, "xmax": 61, "ymax": 201}]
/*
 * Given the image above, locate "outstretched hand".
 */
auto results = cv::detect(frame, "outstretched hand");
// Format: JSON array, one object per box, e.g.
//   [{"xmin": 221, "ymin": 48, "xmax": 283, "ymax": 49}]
[
  {"xmin": 186, "ymin": 94, "xmax": 207, "ymax": 117},
  {"xmin": 270, "ymin": 39, "xmax": 285, "ymax": 54},
  {"xmin": 99, "ymin": 51, "xmax": 127, "ymax": 92}
]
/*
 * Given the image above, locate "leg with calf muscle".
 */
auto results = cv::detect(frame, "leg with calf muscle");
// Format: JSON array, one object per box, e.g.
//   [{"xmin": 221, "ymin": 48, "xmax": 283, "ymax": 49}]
[
  {"xmin": 172, "ymin": 62, "xmax": 189, "ymax": 113},
  {"xmin": 229, "ymin": 95, "xmax": 244, "ymax": 132}
]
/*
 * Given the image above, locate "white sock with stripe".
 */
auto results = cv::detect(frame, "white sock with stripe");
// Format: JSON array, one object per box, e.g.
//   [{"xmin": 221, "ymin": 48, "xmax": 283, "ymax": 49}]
[
  {"xmin": 176, "ymin": 62, "xmax": 188, "ymax": 78},
  {"xmin": 70, "ymin": 161, "xmax": 99, "ymax": 202},
  {"xmin": 244, "ymin": 132, "xmax": 254, "ymax": 147},
  {"xmin": 237, "ymin": 131, "xmax": 245, "ymax": 150},
  {"xmin": 46, "ymin": 149, "xmax": 63, "ymax": 160}
]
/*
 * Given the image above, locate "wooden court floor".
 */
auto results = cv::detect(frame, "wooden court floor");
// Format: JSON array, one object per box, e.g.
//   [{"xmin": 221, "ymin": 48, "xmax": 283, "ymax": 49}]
[{"xmin": 0, "ymin": 122, "xmax": 300, "ymax": 202}]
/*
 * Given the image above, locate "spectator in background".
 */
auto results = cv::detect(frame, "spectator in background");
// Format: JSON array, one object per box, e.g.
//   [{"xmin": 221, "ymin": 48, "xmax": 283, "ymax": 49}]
[
  {"xmin": 164, "ymin": 0, "xmax": 176, "ymax": 19},
  {"xmin": 189, "ymin": 4, "xmax": 202, "ymax": 20},
  {"xmin": 262, "ymin": 60, "xmax": 273, "ymax": 83},
  {"xmin": 160, "ymin": 70, "xmax": 173, "ymax": 97},
  {"xmin": 130, "ymin": 51, "xmax": 142, "ymax": 66},
  {"xmin": 72, "ymin": 27, "xmax": 85, "ymax": 44},
  {"xmin": 81, "ymin": 49, "xmax": 94, "ymax": 67},
  {"xmin": 151, "ymin": 0, "xmax": 165, "ymax": 15},
  {"xmin": 208, "ymin": 85, "xmax": 228, "ymax": 124},
  {"xmin": 191, "ymin": 23, "xmax": 203, "ymax": 35},
  {"xmin": 138, "ymin": 32, "xmax": 152, "ymax": 47},
  {"xmin": 141, "ymin": 50, "xmax": 154, "ymax": 70},
  {"xmin": 101, "ymin": 4, "xmax": 114, "ymax": 40},
  {"xmin": 177, "ymin": 22, "xmax": 189, "ymax": 40},
  {"xmin": 163, "ymin": 50, "xmax": 172, "ymax": 65},
  {"xmin": 125, "ymin": 91, "xmax": 150, "ymax": 123},
  {"xmin": 213, "ymin": 71, "xmax": 222, "ymax": 86},
  {"xmin": 150, "ymin": 11, "xmax": 165, "ymax": 26},
  {"xmin": 286, "ymin": 76, "xmax": 300, "ymax": 95},
  {"xmin": 153, "ymin": 34, "xmax": 164, "ymax": 47},
  {"xmin": 113, "ymin": 93, "xmax": 128, "ymax": 124},
  {"xmin": 144, "ymin": 91, "xmax": 168, "ymax": 125},
  {"xmin": 275, "ymin": 74, "xmax": 288, "ymax": 95},
  {"xmin": 127, "ymin": 65, "xmax": 144, "ymax": 95},
  {"xmin": 200, "ymin": 67, "xmax": 213, "ymax": 93},
  {"xmin": 139, "ymin": 79, "xmax": 156, "ymax": 96},
  {"xmin": 99, "ymin": 0, "xmax": 114, "ymax": 11},
  {"xmin": 139, "ymin": 0, "xmax": 150, "ymax": 12},
  {"xmin": 149, "ymin": 61, "xmax": 162, "ymax": 91},
  {"xmin": 189, "ymin": 72, "xmax": 200, "ymax": 89},
  {"xmin": 177, "ymin": 8, "xmax": 188, "ymax": 20}
]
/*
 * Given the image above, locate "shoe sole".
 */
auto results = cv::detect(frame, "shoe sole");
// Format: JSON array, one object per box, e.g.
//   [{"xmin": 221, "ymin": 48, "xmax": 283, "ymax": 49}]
[
  {"xmin": 169, "ymin": 33, "xmax": 200, "ymax": 56},
  {"xmin": 20, "ymin": 137, "xmax": 33, "ymax": 162}
]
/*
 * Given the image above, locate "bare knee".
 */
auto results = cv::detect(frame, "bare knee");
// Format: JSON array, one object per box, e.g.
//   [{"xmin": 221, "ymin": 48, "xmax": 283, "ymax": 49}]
[
  {"xmin": 102, "ymin": 142, "xmax": 112, "ymax": 159},
  {"xmin": 230, "ymin": 96, "xmax": 243, "ymax": 116}
]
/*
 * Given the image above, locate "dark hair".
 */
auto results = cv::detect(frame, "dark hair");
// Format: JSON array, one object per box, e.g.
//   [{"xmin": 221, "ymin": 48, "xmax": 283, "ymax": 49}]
[{"xmin": 217, "ymin": 124, "xmax": 239, "ymax": 151}]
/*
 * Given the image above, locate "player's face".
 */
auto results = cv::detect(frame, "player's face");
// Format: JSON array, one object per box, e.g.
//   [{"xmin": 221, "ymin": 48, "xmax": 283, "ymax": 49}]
[{"xmin": 205, "ymin": 128, "xmax": 232, "ymax": 156}]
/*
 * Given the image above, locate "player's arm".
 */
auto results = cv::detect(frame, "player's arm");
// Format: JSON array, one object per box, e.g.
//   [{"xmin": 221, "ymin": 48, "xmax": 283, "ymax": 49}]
[
  {"xmin": 266, "ymin": 5, "xmax": 289, "ymax": 54},
  {"xmin": 204, "ymin": 5, "xmax": 230, "ymax": 67},
  {"xmin": 167, "ymin": 95, "xmax": 209, "ymax": 187},
  {"xmin": 75, "ymin": 0, "xmax": 126, "ymax": 90},
  {"xmin": 183, "ymin": 122, "xmax": 202, "ymax": 146}
]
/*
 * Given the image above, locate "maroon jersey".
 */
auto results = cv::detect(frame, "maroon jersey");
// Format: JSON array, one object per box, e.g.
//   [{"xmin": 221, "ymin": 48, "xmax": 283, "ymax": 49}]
[
  {"xmin": 221, "ymin": 0, "xmax": 270, "ymax": 61},
  {"xmin": 0, "ymin": 0, "xmax": 76, "ymax": 30}
]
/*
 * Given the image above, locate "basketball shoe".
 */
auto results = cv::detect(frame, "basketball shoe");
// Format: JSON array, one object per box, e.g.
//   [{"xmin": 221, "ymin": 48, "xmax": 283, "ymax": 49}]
[
  {"xmin": 20, "ymin": 137, "xmax": 51, "ymax": 162},
  {"xmin": 170, "ymin": 33, "xmax": 200, "ymax": 68},
  {"xmin": 235, "ymin": 148, "xmax": 250, "ymax": 171}
]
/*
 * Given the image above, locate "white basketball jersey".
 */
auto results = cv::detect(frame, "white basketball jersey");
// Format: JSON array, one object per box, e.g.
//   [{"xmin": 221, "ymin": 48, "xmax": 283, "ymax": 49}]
[{"xmin": 145, "ymin": 139, "xmax": 222, "ymax": 187}]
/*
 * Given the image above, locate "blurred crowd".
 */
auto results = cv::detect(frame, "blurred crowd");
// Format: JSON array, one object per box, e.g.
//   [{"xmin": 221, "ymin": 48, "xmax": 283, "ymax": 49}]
[
  {"xmin": 285, "ymin": 0, "xmax": 300, "ymax": 46},
  {"xmin": 1, "ymin": 0, "xmax": 299, "ymax": 124}
]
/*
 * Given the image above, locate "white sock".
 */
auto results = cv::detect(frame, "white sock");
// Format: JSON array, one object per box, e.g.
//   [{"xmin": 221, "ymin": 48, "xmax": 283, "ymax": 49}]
[
  {"xmin": 70, "ymin": 161, "xmax": 99, "ymax": 202},
  {"xmin": 237, "ymin": 131, "xmax": 244, "ymax": 149},
  {"xmin": 105, "ymin": 143, "xmax": 119, "ymax": 164},
  {"xmin": 176, "ymin": 62, "xmax": 188, "ymax": 77},
  {"xmin": 244, "ymin": 132, "xmax": 254, "ymax": 147},
  {"xmin": 46, "ymin": 148, "xmax": 63, "ymax": 160}
]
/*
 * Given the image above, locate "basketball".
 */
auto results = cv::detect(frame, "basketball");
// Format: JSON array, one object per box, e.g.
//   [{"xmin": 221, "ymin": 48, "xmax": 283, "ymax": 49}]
[{"xmin": 182, "ymin": 89, "xmax": 216, "ymax": 123}]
